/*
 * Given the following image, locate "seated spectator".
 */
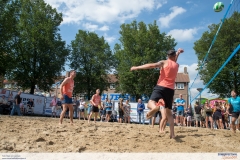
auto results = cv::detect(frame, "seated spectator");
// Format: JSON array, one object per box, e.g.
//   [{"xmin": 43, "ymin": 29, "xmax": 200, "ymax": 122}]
[
  {"xmin": 27, "ymin": 99, "xmax": 34, "ymax": 108},
  {"xmin": 0, "ymin": 95, "xmax": 8, "ymax": 106}
]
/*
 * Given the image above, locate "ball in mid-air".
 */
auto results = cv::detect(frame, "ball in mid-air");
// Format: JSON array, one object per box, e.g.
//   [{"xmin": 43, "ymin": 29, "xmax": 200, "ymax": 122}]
[{"xmin": 213, "ymin": 2, "xmax": 224, "ymax": 12}]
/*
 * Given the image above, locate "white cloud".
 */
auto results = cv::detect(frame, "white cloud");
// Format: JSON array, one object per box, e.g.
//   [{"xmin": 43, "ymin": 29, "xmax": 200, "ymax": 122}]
[
  {"xmin": 103, "ymin": 33, "xmax": 116, "ymax": 43},
  {"xmin": 99, "ymin": 25, "xmax": 109, "ymax": 31},
  {"xmin": 45, "ymin": 0, "xmax": 166, "ymax": 24},
  {"xmin": 156, "ymin": 1, "xmax": 167, "ymax": 9},
  {"xmin": 82, "ymin": 23, "xmax": 110, "ymax": 32},
  {"xmin": 158, "ymin": 6, "xmax": 186, "ymax": 28},
  {"xmin": 82, "ymin": 23, "xmax": 99, "ymax": 31},
  {"xmin": 167, "ymin": 28, "xmax": 198, "ymax": 42},
  {"xmin": 186, "ymin": 1, "xmax": 192, "ymax": 4}
]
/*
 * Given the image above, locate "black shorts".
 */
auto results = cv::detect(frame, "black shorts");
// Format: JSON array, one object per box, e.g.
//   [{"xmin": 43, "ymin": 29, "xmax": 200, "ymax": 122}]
[
  {"xmin": 232, "ymin": 112, "xmax": 240, "ymax": 119},
  {"xmin": 106, "ymin": 111, "xmax": 112, "ymax": 115},
  {"xmin": 149, "ymin": 85, "xmax": 174, "ymax": 109},
  {"xmin": 92, "ymin": 106, "xmax": 99, "ymax": 113},
  {"xmin": 213, "ymin": 112, "xmax": 222, "ymax": 120},
  {"xmin": 206, "ymin": 112, "xmax": 212, "ymax": 117},
  {"xmin": 154, "ymin": 111, "xmax": 162, "ymax": 118}
]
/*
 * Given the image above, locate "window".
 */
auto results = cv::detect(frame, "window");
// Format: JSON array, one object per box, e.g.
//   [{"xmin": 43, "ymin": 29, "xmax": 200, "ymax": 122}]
[
  {"xmin": 110, "ymin": 83, "xmax": 115, "ymax": 90},
  {"xmin": 177, "ymin": 83, "xmax": 184, "ymax": 89}
]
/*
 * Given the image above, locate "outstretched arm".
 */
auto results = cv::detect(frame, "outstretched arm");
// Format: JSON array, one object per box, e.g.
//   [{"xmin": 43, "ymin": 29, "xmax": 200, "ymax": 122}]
[{"xmin": 130, "ymin": 60, "xmax": 165, "ymax": 71}]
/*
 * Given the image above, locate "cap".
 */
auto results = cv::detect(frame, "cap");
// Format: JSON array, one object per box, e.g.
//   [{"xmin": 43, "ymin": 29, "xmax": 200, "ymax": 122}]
[{"xmin": 167, "ymin": 50, "xmax": 176, "ymax": 56}]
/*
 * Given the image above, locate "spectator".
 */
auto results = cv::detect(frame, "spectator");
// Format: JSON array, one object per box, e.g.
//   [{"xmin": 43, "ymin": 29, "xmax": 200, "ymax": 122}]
[
  {"xmin": 0, "ymin": 95, "xmax": 8, "ymax": 106},
  {"xmin": 118, "ymin": 98, "xmax": 124, "ymax": 123},
  {"xmin": 105, "ymin": 99, "xmax": 112, "ymax": 122},
  {"xmin": 78, "ymin": 98, "xmax": 86, "ymax": 120},
  {"xmin": 50, "ymin": 96, "xmax": 57, "ymax": 118},
  {"xmin": 176, "ymin": 94, "xmax": 185, "ymax": 126},
  {"xmin": 227, "ymin": 89, "xmax": 240, "ymax": 133},
  {"xmin": 0, "ymin": 95, "xmax": 9, "ymax": 115},
  {"xmin": 137, "ymin": 99, "xmax": 145, "ymax": 124},
  {"xmin": 172, "ymin": 102, "xmax": 177, "ymax": 125},
  {"xmin": 203, "ymin": 101, "xmax": 213, "ymax": 129},
  {"xmin": 185, "ymin": 105, "xmax": 192, "ymax": 127},
  {"xmin": 123, "ymin": 99, "xmax": 131, "ymax": 123},
  {"xmin": 87, "ymin": 102, "xmax": 92, "ymax": 119},
  {"xmin": 194, "ymin": 101, "xmax": 202, "ymax": 127},
  {"xmin": 73, "ymin": 97, "xmax": 79, "ymax": 119},
  {"xmin": 10, "ymin": 91, "xmax": 22, "ymax": 116},
  {"xmin": 100, "ymin": 98, "xmax": 108, "ymax": 122},
  {"xmin": 213, "ymin": 102, "xmax": 224, "ymax": 129}
]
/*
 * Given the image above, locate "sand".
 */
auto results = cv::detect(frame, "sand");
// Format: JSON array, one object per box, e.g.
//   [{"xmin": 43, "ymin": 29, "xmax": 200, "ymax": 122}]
[{"xmin": 0, "ymin": 115, "xmax": 239, "ymax": 153}]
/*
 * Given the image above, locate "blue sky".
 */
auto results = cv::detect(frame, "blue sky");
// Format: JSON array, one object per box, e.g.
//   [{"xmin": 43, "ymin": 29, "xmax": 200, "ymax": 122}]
[{"xmin": 44, "ymin": 0, "xmax": 231, "ymax": 100}]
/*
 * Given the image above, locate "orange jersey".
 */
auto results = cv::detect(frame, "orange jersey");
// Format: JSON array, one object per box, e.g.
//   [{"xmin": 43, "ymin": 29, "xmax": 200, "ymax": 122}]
[
  {"xmin": 62, "ymin": 78, "xmax": 74, "ymax": 97},
  {"xmin": 157, "ymin": 59, "xmax": 179, "ymax": 89},
  {"xmin": 92, "ymin": 94, "xmax": 101, "ymax": 106}
]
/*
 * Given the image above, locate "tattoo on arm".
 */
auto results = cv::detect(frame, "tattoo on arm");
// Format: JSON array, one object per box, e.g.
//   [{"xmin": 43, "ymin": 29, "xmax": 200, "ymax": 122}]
[{"xmin": 157, "ymin": 60, "xmax": 164, "ymax": 68}]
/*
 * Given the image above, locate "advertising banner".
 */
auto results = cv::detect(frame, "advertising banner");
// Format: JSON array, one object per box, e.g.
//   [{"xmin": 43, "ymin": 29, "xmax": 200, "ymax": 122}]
[
  {"xmin": 0, "ymin": 89, "xmax": 10, "ymax": 98},
  {"xmin": 11, "ymin": 91, "xmax": 45, "ymax": 115}
]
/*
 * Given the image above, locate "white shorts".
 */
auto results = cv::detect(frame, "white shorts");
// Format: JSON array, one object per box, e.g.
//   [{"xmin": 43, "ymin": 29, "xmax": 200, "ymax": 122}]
[
  {"xmin": 52, "ymin": 106, "xmax": 57, "ymax": 112},
  {"xmin": 187, "ymin": 116, "xmax": 192, "ymax": 122}
]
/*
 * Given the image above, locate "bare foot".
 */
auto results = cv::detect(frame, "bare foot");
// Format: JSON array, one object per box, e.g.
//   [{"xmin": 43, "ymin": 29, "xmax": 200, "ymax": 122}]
[
  {"xmin": 146, "ymin": 107, "xmax": 159, "ymax": 119},
  {"xmin": 159, "ymin": 131, "xmax": 166, "ymax": 135},
  {"xmin": 170, "ymin": 135, "xmax": 176, "ymax": 139}
]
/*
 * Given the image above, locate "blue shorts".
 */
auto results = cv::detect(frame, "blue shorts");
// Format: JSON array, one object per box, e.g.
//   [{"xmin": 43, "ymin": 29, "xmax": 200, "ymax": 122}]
[
  {"xmin": 177, "ymin": 110, "xmax": 184, "ymax": 116},
  {"xmin": 62, "ymin": 94, "xmax": 73, "ymax": 104}
]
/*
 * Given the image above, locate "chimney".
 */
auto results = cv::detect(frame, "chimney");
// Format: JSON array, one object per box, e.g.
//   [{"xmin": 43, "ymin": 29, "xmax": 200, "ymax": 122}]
[{"xmin": 184, "ymin": 67, "xmax": 188, "ymax": 74}]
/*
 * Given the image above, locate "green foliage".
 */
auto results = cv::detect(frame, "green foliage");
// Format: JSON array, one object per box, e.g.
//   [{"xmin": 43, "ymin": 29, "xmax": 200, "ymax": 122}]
[
  {"xmin": 68, "ymin": 30, "xmax": 115, "ymax": 100},
  {"xmin": 114, "ymin": 20, "xmax": 176, "ymax": 100},
  {"xmin": 2, "ymin": 0, "xmax": 69, "ymax": 94},
  {"xmin": 194, "ymin": 12, "xmax": 240, "ymax": 97}
]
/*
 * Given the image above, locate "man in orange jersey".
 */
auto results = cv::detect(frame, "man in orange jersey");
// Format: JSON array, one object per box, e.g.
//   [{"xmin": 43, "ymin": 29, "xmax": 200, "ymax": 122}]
[
  {"xmin": 59, "ymin": 70, "xmax": 76, "ymax": 125},
  {"xmin": 88, "ymin": 89, "xmax": 102, "ymax": 123},
  {"xmin": 131, "ymin": 48, "xmax": 184, "ymax": 138}
]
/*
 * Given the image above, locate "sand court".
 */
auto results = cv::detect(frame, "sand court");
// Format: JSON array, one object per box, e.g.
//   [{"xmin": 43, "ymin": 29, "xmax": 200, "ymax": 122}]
[{"xmin": 0, "ymin": 116, "xmax": 239, "ymax": 153}]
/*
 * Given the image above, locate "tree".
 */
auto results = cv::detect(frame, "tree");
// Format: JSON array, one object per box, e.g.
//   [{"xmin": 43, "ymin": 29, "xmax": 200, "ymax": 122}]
[
  {"xmin": 193, "ymin": 12, "xmax": 240, "ymax": 97},
  {"xmin": 68, "ymin": 30, "xmax": 115, "ymax": 100},
  {"xmin": 0, "ymin": 0, "xmax": 16, "ymax": 86},
  {"xmin": 114, "ymin": 20, "xmax": 176, "ymax": 100},
  {"xmin": 3, "ymin": 0, "xmax": 69, "ymax": 94}
]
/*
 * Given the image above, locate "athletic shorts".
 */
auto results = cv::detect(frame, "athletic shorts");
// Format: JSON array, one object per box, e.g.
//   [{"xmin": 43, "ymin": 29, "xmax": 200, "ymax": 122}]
[
  {"xmin": 177, "ymin": 110, "xmax": 184, "ymax": 116},
  {"xmin": 62, "ymin": 94, "xmax": 73, "ymax": 104},
  {"xmin": 92, "ymin": 106, "xmax": 99, "ymax": 113},
  {"xmin": 154, "ymin": 111, "xmax": 162, "ymax": 118},
  {"xmin": 149, "ymin": 85, "xmax": 174, "ymax": 109},
  {"xmin": 232, "ymin": 112, "xmax": 240, "ymax": 119}
]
